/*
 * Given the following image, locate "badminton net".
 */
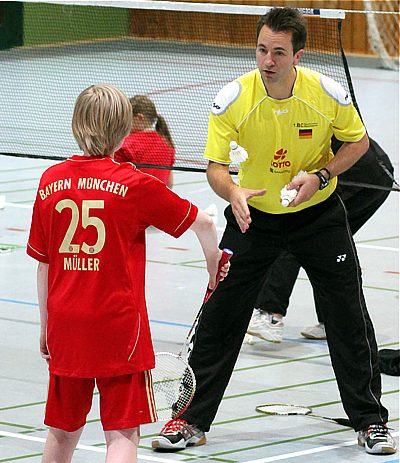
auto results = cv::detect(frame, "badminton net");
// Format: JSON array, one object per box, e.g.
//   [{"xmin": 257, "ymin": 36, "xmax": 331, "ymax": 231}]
[{"xmin": 0, "ymin": 0, "xmax": 397, "ymax": 188}]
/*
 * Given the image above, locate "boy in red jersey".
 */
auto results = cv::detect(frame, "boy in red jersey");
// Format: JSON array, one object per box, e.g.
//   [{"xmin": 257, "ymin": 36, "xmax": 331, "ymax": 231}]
[
  {"xmin": 114, "ymin": 95, "xmax": 175, "ymax": 188},
  {"xmin": 27, "ymin": 84, "xmax": 229, "ymax": 462}
]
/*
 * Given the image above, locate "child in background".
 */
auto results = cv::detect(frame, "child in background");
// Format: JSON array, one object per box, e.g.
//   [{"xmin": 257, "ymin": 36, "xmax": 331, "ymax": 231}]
[
  {"xmin": 114, "ymin": 95, "xmax": 175, "ymax": 188},
  {"xmin": 27, "ymin": 84, "xmax": 229, "ymax": 463}
]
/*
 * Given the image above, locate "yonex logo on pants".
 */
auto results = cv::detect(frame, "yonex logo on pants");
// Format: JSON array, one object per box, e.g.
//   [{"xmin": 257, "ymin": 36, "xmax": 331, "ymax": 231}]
[{"xmin": 337, "ymin": 254, "xmax": 347, "ymax": 262}]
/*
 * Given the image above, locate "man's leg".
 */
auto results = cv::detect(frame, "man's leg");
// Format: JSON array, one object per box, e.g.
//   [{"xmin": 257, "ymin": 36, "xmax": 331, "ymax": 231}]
[
  {"xmin": 292, "ymin": 195, "xmax": 388, "ymax": 431},
  {"xmin": 303, "ymin": 150, "xmax": 392, "ymax": 341},
  {"xmin": 247, "ymin": 252, "xmax": 300, "ymax": 343},
  {"xmin": 255, "ymin": 252, "xmax": 300, "ymax": 315},
  {"xmin": 183, "ymin": 210, "xmax": 280, "ymax": 430},
  {"xmin": 152, "ymin": 205, "xmax": 283, "ymax": 450}
]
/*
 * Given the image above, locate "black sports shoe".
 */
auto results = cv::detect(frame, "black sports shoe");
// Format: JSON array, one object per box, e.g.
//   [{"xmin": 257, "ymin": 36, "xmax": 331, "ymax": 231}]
[
  {"xmin": 358, "ymin": 423, "xmax": 397, "ymax": 454},
  {"xmin": 152, "ymin": 419, "xmax": 206, "ymax": 450}
]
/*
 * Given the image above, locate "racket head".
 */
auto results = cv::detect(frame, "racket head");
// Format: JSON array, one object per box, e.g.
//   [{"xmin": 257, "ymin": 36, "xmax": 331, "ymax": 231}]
[
  {"xmin": 256, "ymin": 404, "xmax": 312, "ymax": 416},
  {"xmin": 153, "ymin": 352, "xmax": 196, "ymax": 422}
]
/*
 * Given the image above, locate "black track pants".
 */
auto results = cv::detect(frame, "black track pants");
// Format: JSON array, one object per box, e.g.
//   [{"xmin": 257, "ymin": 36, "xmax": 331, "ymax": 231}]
[{"xmin": 181, "ymin": 194, "xmax": 388, "ymax": 432}]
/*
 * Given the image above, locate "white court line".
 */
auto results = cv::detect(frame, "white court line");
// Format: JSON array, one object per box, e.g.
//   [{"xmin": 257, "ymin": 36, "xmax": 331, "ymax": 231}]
[
  {"xmin": 357, "ymin": 243, "xmax": 399, "ymax": 252},
  {"xmin": 4, "ymin": 202, "xmax": 33, "ymax": 209},
  {"xmin": 242, "ymin": 431, "xmax": 399, "ymax": 463},
  {"xmin": 0, "ymin": 431, "xmax": 180, "ymax": 463},
  {"xmin": 3, "ymin": 429, "xmax": 399, "ymax": 463}
]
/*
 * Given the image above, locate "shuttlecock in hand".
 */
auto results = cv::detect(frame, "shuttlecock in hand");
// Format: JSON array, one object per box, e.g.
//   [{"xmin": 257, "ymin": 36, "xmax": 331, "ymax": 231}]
[
  {"xmin": 280, "ymin": 187, "xmax": 297, "ymax": 207},
  {"xmin": 229, "ymin": 141, "xmax": 248, "ymax": 163},
  {"xmin": 280, "ymin": 170, "xmax": 307, "ymax": 207}
]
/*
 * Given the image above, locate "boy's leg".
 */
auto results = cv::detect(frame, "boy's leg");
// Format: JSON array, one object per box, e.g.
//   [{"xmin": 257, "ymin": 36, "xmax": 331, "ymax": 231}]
[
  {"xmin": 105, "ymin": 428, "xmax": 140, "ymax": 463},
  {"xmin": 98, "ymin": 371, "xmax": 155, "ymax": 456},
  {"xmin": 43, "ymin": 374, "xmax": 95, "ymax": 461},
  {"xmin": 42, "ymin": 427, "xmax": 83, "ymax": 463}
]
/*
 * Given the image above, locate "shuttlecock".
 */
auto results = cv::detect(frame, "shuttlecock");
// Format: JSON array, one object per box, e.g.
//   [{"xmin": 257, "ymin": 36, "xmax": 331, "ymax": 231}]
[
  {"xmin": 204, "ymin": 203, "xmax": 218, "ymax": 217},
  {"xmin": 280, "ymin": 170, "xmax": 307, "ymax": 207},
  {"xmin": 0, "ymin": 195, "xmax": 5, "ymax": 210},
  {"xmin": 280, "ymin": 187, "xmax": 298, "ymax": 207},
  {"xmin": 229, "ymin": 141, "xmax": 248, "ymax": 163}
]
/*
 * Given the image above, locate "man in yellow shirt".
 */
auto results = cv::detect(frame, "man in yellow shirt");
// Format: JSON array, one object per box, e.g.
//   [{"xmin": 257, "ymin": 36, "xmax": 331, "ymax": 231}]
[{"xmin": 152, "ymin": 7, "xmax": 396, "ymax": 455}]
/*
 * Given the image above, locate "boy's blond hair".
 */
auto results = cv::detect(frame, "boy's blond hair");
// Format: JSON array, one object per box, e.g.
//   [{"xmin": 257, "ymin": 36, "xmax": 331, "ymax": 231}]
[{"xmin": 72, "ymin": 84, "xmax": 132, "ymax": 156}]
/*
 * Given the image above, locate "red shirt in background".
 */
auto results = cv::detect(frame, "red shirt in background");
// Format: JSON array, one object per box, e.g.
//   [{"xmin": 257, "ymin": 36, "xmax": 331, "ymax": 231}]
[
  {"xmin": 27, "ymin": 155, "xmax": 197, "ymax": 378},
  {"xmin": 115, "ymin": 131, "xmax": 175, "ymax": 186}
]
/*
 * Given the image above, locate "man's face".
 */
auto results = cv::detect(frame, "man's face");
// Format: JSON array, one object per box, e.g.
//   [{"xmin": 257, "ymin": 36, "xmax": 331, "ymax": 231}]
[{"xmin": 256, "ymin": 25, "xmax": 303, "ymax": 86}]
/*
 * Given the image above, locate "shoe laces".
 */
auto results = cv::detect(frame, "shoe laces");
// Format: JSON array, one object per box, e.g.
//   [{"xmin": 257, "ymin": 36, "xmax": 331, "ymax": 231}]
[
  {"xmin": 161, "ymin": 418, "xmax": 187, "ymax": 434},
  {"xmin": 366, "ymin": 423, "xmax": 389, "ymax": 439}
]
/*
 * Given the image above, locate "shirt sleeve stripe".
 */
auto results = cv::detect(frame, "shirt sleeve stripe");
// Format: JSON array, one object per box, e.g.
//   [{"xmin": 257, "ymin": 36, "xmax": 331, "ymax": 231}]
[
  {"xmin": 27, "ymin": 242, "xmax": 47, "ymax": 257},
  {"xmin": 173, "ymin": 202, "xmax": 194, "ymax": 234}
]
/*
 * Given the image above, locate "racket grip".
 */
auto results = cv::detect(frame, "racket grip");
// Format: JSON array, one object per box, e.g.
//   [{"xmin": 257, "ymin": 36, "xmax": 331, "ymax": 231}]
[{"xmin": 204, "ymin": 248, "xmax": 233, "ymax": 303}]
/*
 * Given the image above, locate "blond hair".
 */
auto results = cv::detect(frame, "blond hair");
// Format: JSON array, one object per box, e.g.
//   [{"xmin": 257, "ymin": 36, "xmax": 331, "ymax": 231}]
[{"xmin": 72, "ymin": 84, "xmax": 132, "ymax": 156}]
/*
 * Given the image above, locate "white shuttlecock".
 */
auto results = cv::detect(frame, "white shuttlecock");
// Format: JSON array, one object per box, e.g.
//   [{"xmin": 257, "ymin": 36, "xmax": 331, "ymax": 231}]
[
  {"xmin": 229, "ymin": 141, "xmax": 248, "ymax": 163},
  {"xmin": 280, "ymin": 187, "xmax": 298, "ymax": 207},
  {"xmin": 204, "ymin": 203, "xmax": 218, "ymax": 217},
  {"xmin": 0, "ymin": 195, "xmax": 5, "ymax": 210},
  {"xmin": 280, "ymin": 170, "xmax": 308, "ymax": 207}
]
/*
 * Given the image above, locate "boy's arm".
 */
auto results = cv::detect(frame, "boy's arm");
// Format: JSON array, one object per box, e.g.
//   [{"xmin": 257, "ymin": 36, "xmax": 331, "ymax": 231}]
[
  {"xmin": 189, "ymin": 209, "xmax": 229, "ymax": 290},
  {"xmin": 37, "ymin": 262, "xmax": 50, "ymax": 362}
]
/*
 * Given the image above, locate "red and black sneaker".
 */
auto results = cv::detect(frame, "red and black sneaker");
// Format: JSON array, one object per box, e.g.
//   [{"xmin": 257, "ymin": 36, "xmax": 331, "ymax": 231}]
[{"xmin": 152, "ymin": 418, "xmax": 206, "ymax": 450}]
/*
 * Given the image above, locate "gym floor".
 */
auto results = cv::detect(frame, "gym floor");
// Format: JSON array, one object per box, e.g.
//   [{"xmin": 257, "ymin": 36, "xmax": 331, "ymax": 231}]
[{"xmin": 0, "ymin": 64, "xmax": 398, "ymax": 462}]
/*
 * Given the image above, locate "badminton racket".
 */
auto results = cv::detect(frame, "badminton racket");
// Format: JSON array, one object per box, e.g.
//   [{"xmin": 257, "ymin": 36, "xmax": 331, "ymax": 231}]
[
  {"xmin": 153, "ymin": 248, "xmax": 233, "ymax": 421},
  {"xmin": 256, "ymin": 403, "xmax": 351, "ymax": 427}
]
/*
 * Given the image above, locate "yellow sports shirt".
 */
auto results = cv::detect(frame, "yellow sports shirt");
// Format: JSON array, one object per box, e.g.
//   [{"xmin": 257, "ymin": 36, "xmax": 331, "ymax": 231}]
[{"xmin": 204, "ymin": 66, "xmax": 366, "ymax": 214}]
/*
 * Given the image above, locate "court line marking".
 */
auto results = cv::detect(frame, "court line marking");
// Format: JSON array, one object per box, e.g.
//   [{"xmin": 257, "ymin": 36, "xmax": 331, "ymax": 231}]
[
  {"xmin": 0, "ymin": 431, "xmax": 180, "ymax": 463},
  {"xmin": 4, "ymin": 202, "xmax": 33, "ymax": 209},
  {"xmin": 357, "ymin": 244, "xmax": 399, "ymax": 252},
  {"xmin": 240, "ymin": 431, "xmax": 400, "ymax": 463}
]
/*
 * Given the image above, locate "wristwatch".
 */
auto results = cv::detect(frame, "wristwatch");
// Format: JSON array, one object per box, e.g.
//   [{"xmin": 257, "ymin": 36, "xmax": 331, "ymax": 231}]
[{"xmin": 314, "ymin": 170, "xmax": 330, "ymax": 190}]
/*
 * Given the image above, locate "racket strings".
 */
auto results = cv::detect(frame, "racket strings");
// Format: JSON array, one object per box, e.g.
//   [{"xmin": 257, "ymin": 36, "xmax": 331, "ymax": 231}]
[
  {"xmin": 257, "ymin": 404, "xmax": 311, "ymax": 415},
  {"xmin": 153, "ymin": 353, "xmax": 196, "ymax": 421}
]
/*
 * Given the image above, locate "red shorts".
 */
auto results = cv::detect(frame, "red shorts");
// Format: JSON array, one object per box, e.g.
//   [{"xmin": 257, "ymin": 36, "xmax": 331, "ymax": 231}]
[{"xmin": 45, "ymin": 371, "xmax": 157, "ymax": 432}]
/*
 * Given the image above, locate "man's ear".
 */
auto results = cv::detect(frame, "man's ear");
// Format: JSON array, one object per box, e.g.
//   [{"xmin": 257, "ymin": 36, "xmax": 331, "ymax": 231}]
[{"xmin": 293, "ymin": 49, "xmax": 304, "ymax": 66}]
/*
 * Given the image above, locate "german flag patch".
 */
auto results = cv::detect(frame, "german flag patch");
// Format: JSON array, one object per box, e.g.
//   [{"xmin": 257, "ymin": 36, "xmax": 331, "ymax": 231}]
[{"xmin": 299, "ymin": 129, "xmax": 312, "ymax": 139}]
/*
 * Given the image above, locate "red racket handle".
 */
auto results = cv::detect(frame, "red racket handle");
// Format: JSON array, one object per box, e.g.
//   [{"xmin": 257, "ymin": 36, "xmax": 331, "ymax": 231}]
[{"xmin": 203, "ymin": 248, "xmax": 233, "ymax": 304}]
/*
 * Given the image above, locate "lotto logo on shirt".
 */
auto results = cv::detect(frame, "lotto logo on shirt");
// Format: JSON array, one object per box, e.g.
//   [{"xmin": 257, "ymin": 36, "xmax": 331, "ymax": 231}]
[{"xmin": 270, "ymin": 148, "xmax": 291, "ymax": 173}]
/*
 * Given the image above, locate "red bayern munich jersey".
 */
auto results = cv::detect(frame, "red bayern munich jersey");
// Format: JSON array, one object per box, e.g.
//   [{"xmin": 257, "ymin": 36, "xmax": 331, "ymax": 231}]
[
  {"xmin": 114, "ymin": 131, "xmax": 175, "ymax": 185},
  {"xmin": 27, "ymin": 155, "xmax": 197, "ymax": 378}
]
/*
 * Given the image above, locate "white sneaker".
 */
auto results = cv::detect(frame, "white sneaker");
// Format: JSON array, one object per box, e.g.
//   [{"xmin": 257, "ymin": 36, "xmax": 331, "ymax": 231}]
[
  {"xmin": 247, "ymin": 309, "xmax": 284, "ymax": 343},
  {"xmin": 301, "ymin": 322, "xmax": 326, "ymax": 340},
  {"xmin": 358, "ymin": 423, "xmax": 397, "ymax": 455}
]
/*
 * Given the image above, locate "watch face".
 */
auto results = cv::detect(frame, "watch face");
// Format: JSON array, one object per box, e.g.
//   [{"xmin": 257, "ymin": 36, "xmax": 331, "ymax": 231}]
[
  {"xmin": 315, "ymin": 171, "xmax": 329, "ymax": 190},
  {"xmin": 320, "ymin": 179, "xmax": 329, "ymax": 189}
]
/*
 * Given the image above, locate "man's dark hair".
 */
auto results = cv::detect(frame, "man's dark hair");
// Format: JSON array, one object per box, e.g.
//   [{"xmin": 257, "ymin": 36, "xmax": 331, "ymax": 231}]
[{"xmin": 256, "ymin": 7, "xmax": 307, "ymax": 53}]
